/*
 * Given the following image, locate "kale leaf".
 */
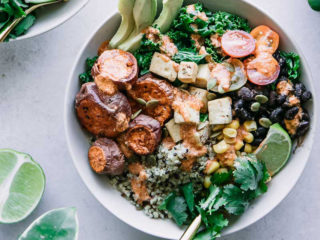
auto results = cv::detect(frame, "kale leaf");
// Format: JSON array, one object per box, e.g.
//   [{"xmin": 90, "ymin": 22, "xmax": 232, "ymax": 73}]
[
  {"xmin": 79, "ymin": 56, "xmax": 98, "ymax": 85},
  {"xmin": 212, "ymin": 11, "xmax": 251, "ymax": 35},
  {"xmin": 280, "ymin": 51, "xmax": 301, "ymax": 82},
  {"xmin": 172, "ymin": 50, "xmax": 206, "ymax": 64}
]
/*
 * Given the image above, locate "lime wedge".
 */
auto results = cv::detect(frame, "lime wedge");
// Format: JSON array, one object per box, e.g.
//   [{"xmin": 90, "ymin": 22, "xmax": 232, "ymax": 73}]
[
  {"xmin": 19, "ymin": 207, "xmax": 79, "ymax": 240},
  {"xmin": 255, "ymin": 124, "xmax": 292, "ymax": 176},
  {"xmin": 0, "ymin": 149, "xmax": 45, "ymax": 224}
]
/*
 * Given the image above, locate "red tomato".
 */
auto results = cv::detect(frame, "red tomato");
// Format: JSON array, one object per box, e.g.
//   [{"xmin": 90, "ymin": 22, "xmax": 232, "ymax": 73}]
[
  {"xmin": 251, "ymin": 25, "xmax": 279, "ymax": 54},
  {"xmin": 221, "ymin": 30, "xmax": 256, "ymax": 58},
  {"xmin": 245, "ymin": 53, "xmax": 280, "ymax": 85}
]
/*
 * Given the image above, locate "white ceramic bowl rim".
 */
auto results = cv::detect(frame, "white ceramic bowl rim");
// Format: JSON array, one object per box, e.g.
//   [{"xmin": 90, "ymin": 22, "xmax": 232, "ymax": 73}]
[{"xmin": 64, "ymin": 0, "xmax": 317, "ymax": 239}]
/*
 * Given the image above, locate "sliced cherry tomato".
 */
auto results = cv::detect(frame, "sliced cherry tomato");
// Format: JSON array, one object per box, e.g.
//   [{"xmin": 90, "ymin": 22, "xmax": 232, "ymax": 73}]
[
  {"xmin": 221, "ymin": 30, "xmax": 256, "ymax": 58},
  {"xmin": 245, "ymin": 53, "xmax": 280, "ymax": 85},
  {"xmin": 251, "ymin": 25, "xmax": 279, "ymax": 54}
]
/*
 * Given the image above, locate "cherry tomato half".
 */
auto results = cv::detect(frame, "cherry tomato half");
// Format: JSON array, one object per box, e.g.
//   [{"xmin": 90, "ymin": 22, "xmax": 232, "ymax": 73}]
[
  {"xmin": 221, "ymin": 30, "xmax": 256, "ymax": 58},
  {"xmin": 245, "ymin": 53, "xmax": 280, "ymax": 85},
  {"xmin": 251, "ymin": 25, "xmax": 279, "ymax": 54}
]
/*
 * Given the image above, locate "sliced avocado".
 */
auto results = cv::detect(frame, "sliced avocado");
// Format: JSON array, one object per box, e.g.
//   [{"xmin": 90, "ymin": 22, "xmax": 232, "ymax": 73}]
[
  {"xmin": 153, "ymin": 0, "xmax": 183, "ymax": 33},
  {"xmin": 109, "ymin": 0, "xmax": 135, "ymax": 48},
  {"xmin": 118, "ymin": 0, "xmax": 157, "ymax": 52}
]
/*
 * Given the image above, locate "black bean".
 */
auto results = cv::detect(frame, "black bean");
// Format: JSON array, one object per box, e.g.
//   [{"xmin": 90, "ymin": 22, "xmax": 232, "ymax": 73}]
[
  {"xmin": 285, "ymin": 107, "xmax": 299, "ymax": 120},
  {"xmin": 270, "ymin": 107, "xmax": 284, "ymax": 123},
  {"xmin": 234, "ymin": 99, "xmax": 245, "ymax": 109},
  {"xmin": 238, "ymin": 87, "xmax": 254, "ymax": 101},
  {"xmin": 301, "ymin": 111, "xmax": 310, "ymax": 121},
  {"xmin": 253, "ymin": 127, "xmax": 268, "ymax": 138},
  {"xmin": 236, "ymin": 108, "xmax": 254, "ymax": 120},
  {"xmin": 269, "ymin": 91, "xmax": 277, "ymax": 107},
  {"xmin": 294, "ymin": 83, "xmax": 305, "ymax": 98},
  {"xmin": 296, "ymin": 121, "xmax": 310, "ymax": 137},
  {"xmin": 277, "ymin": 95, "xmax": 287, "ymax": 105},
  {"xmin": 301, "ymin": 91, "xmax": 312, "ymax": 103},
  {"xmin": 252, "ymin": 138, "xmax": 264, "ymax": 146},
  {"xmin": 273, "ymin": 51, "xmax": 287, "ymax": 77}
]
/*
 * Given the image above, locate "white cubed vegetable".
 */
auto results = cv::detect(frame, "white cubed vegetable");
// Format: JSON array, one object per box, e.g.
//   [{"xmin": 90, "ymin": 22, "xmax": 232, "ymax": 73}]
[
  {"xmin": 174, "ymin": 106, "xmax": 200, "ymax": 124},
  {"xmin": 165, "ymin": 119, "xmax": 182, "ymax": 143},
  {"xmin": 208, "ymin": 97, "xmax": 232, "ymax": 125},
  {"xmin": 194, "ymin": 64, "xmax": 210, "ymax": 88},
  {"xmin": 149, "ymin": 52, "xmax": 177, "ymax": 81},
  {"xmin": 178, "ymin": 62, "xmax": 198, "ymax": 83},
  {"xmin": 197, "ymin": 121, "xmax": 211, "ymax": 144},
  {"xmin": 189, "ymin": 86, "xmax": 208, "ymax": 113}
]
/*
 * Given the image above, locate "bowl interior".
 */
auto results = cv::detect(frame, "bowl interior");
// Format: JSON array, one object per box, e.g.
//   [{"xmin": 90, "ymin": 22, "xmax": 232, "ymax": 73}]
[
  {"xmin": 15, "ymin": 0, "xmax": 88, "ymax": 41},
  {"xmin": 64, "ymin": 0, "xmax": 316, "ymax": 239}
]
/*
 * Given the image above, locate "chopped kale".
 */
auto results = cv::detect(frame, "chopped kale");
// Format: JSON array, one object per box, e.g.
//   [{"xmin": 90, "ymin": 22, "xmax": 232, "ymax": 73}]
[
  {"xmin": 79, "ymin": 56, "xmax": 98, "ymax": 85},
  {"xmin": 280, "ymin": 51, "xmax": 301, "ymax": 82}
]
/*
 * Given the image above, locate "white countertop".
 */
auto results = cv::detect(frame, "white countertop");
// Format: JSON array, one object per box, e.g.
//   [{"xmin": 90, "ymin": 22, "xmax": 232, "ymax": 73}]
[{"xmin": 0, "ymin": 0, "xmax": 319, "ymax": 239}]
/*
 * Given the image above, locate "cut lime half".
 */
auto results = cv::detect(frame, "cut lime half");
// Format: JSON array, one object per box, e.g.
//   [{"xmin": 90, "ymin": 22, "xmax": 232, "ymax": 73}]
[
  {"xmin": 255, "ymin": 124, "xmax": 292, "ymax": 176},
  {"xmin": 0, "ymin": 149, "xmax": 45, "ymax": 224},
  {"xmin": 19, "ymin": 207, "xmax": 79, "ymax": 240}
]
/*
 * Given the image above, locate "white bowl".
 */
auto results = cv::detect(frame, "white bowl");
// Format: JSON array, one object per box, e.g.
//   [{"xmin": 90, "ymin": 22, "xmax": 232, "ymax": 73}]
[
  {"xmin": 10, "ymin": 0, "xmax": 88, "ymax": 41},
  {"xmin": 64, "ymin": 0, "xmax": 317, "ymax": 239}
]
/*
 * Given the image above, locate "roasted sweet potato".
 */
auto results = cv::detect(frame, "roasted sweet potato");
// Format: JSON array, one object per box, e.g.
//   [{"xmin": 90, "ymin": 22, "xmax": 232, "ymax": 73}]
[
  {"xmin": 126, "ymin": 114, "xmax": 161, "ymax": 155},
  {"xmin": 128, "ymin": 73, "xmax": 174, "ymax": 125},
  {"xmin": 116, "ymin": 132, "xmax": 135, "ymax": 159},
  {"xmin": 88, "ymin": 138, "xmax": 125, "ymax": 175},
  {"xmin": 75, "ymin": 82, "xmax": 131, "ymax": 138},
  {"xmin": 92, "ymin": 49, "xmax": 138, "ymax": 92}
]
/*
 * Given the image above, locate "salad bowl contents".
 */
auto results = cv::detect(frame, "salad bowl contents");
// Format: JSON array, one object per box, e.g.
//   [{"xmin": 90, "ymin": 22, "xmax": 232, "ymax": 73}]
[{"xmin": 65, "ymin": 0, "xmax": 315, "ymax": 239}]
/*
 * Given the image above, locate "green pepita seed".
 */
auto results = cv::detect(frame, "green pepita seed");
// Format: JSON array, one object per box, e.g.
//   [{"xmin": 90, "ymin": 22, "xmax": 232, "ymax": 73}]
[
  {"xmin": 207, "ymin": 78, "xmax": 217, "ymax": 90},
  {"xmin": 250, "ymin": 102, "xmax": 261, "ymax": 112},
  {"xmin": 207, "ymin": 92, "xmax": 217, "ymax": 101},
  {"xmin": 146, "ymin": 99, "xmax": 159, "ymax": 108},
  {"xmin": 210, "ymin": 131, "xmax": 222, "ymax": 139},
  {"xmin": 136, "ymin": 98, "xmax": 147, "ymax": 105},
  {"xmin": 259, "ymin": 117, "xmax": 272, "ymax": 128},
  {"xmin": 255, "ymin": 94, "xmax": 269, "ymax": 104},
  {"xmin": 131, "ymin": 109, "xmax": 142, "ymax": 120},
  {"xmin": 179, "ymin": 83, "xmax": 189, "ymax": 89}
]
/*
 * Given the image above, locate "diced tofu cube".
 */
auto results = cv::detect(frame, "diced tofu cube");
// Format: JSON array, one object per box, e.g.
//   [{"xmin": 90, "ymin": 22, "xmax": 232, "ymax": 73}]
[
  {"xmin": 195, "ymin": 64, "xmax": 210, "ymax": 88},
  {"xmin": 165, "ymin": 119, "xmax": 182, "ymax": 143},
  {"xmin": 178, "ymin": 62, "xmax": 198, "ymax": 83},
  {"xmin": 208, "ymin": 97, "xmax": 232, "ymax": 125},
  {"xmin": 197, "ymin": 121, "xmax": 211, "ymax": 144},
  {"xmin": 174, "ymin": 105, "xmax": 200, "ymax": 124},
  {"xmin": 189, "ymin": 86, "xmax": 208, "ymax": 113},
  {"xmin": 149, "ymin": 52, "xmax": 177, "ymax": 81}
]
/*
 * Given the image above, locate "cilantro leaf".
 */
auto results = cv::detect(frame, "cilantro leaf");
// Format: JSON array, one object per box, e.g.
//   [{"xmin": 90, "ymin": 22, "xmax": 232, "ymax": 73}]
[
  {"xmin": 207, "ymin": 213, "xmax": 229, "ymax": 233},
  {"xmin": 181, "ymin": 182, "xmax": 195, "ymax": 215},
  {"xmin": 211, "ymin": 170, "xmax": 232, "ymax": 185},
  {"xmin": 222, "ymin": 184, "xmax": 249, "ymax": 215},
  {"xmin": 200, "ymin": 185, "xmax": 220, "ymax": 211},
  {"xmin": 193, "ymin": 228, "xmax": 218, "ymax": 240},
  {"xmin": 159, "ymin": 193, "xmax": 188, "ymax": 226}
]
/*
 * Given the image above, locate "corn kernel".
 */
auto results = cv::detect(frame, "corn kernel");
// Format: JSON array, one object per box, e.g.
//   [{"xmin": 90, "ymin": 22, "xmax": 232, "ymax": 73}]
[
  {"xmin": 243, "ymin": 121, "xmax": 257, "ymax": 132},
  {"xmin": 205, "ymin": 160, "xmax": 220, "ymax": 174},
  {"xmin": 215, "ymin": 168, "xmax": 228, "ymax": 174},
  {"xmin": 204, "ymin": 175, "xmax": 212, "ymax": 188},
  {"xmin": 212, "ymin": 124, "xmax": 225, "ymax": 132},
  {"xmin": 244, "ymin": 144, "xmax": 253, "ymax": 153},
  {"xmin": 213, "ymin": 140, "xmax": 230, "ymax": 154},
  {"xmin": 224, "ymin": 136, "xmax": 237, "ymax": 144},
  {"xmin": 234, "ymin": 139, "xmax": 244, "ymax": 150},
  {"xmin": 244, "ymin": 132, "xmax": 254, "ymax": 143},
  {"xmin": 223, "ymin": 128, "xmax": 237, "ymax": 138},
  {"xmin": 226, "ymin": 119, "xmax": 240, "ymax": 129}
]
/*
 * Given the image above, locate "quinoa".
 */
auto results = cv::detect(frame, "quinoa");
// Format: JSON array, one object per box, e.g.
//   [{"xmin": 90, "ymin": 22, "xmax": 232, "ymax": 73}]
[{"xmin": 108, "ymin": 143, "xmax": 213, "ymax": 218}]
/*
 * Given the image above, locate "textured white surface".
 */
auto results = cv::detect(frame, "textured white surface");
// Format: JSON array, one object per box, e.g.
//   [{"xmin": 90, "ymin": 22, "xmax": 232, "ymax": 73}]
[{"xmin": 0, "ymin": 0, "xmax": 319, "ymax": 239}]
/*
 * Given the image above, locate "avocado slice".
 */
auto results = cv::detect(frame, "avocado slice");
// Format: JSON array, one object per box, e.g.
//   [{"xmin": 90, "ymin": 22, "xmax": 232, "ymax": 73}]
[
  {"xmin": 118, "ymin": 0, "xmax": 157, "ymax": 52},
  {"xmin": 109, "ymin": 0, "xmax": 135, "ymax": 49},
  {"xmin": 153, "ymin": 0, "xmax": 183, "ymax": 33}
]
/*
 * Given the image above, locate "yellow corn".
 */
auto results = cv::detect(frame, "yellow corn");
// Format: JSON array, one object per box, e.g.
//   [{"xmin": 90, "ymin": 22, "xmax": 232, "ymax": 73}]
[
  {"xmin": 223, "ymin": 128, "xmax": 237, "ymax": 138},
  {"xmin": 243, "ymin": 121, "xmax": 257, "ymax": 132},
  {"xmin": 213, "ymin": 140, "xmax": 230, "ymax": 154},
  {"xmin": 244, "ymin": 132, "xmax": 254, "ymax": 143},
  {"xmin": 224, "ymin": 136, "xmax": 237, "ymax": 144},
  {"xmin": 204, "ymin": 175, "xmax": 212, "ymax": 188},
  {"xmin": 212, "ymin": 124, "xmax": 225, "ymax": 132},
  {"xmin": 234, "ymin": 139, "xmax": 244, "ymax": 150},
  {"xmin": 244, "ymin": 144, "xmax": 253, "ymax": 153},
  {"xmin": 226, "ymin": 119, "xmax": 240, "ymax": 129},
  {"xmin": 205, "ymin": 160, "xmax": 220, "ymax": 175}
]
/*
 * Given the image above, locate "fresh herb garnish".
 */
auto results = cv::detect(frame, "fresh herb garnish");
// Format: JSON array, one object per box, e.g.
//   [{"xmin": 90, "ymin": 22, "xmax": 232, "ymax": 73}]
[
  {"xmin": 79, "ymin": 56, "xmax": 98, "ymax": 84},
  {"xmin": 280, "ymin": 51, "xmax": 301, "ymax": 82},
  {"xmin": 172, "ymin": 50, "xmax": 206, "ymax": 64},
  {"xmin": 200, "ymin": 113, "xmax": 209, "ymax": 122}
]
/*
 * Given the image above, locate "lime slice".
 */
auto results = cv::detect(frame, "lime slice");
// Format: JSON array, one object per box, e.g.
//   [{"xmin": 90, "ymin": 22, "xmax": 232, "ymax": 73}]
[
  {"xmin": 0, "ymin": 149, "xmax": 45, "ymax": 224},
  {"xmin": 255, "ymin": 123, "xmax": 292, "ymax": 176},
  {"xmin": 19, "ymin": 207, "xmax": 79, "ymax": 240}
]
